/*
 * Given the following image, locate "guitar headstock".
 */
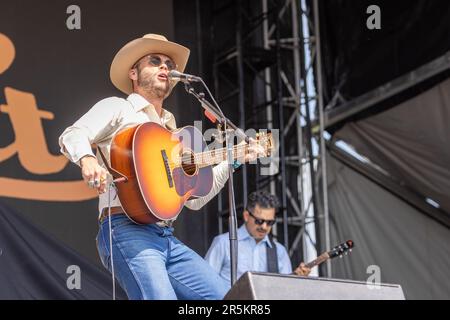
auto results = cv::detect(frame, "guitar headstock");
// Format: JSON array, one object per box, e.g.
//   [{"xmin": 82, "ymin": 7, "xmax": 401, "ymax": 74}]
[
  {"xmin": 255, "ymin": 132, "xmax": 274, "ymax": 157},
  {"xmin": 328, "ymin": 240, "xmax": 354, "ymax": 259}
]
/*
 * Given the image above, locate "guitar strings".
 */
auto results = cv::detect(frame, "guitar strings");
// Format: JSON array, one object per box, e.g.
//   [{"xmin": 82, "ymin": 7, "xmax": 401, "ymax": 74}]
[
  {"xmin": 167, "ymin": 137, "xmax": 270, "ymax": 171},
  {"xmin": 167, "ymin": 144, "xmax": 249, "ymax": 171},
  {"xmin": 167, "ymin": 142, "xmax": 267, "ymax": 171}
]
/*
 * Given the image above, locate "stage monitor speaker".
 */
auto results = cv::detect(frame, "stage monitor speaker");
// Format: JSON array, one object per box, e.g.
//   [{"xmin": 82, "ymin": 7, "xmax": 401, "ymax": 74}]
[{"xmin": 224, "ymin": 272, "xmax": 405, "ymax": 300}]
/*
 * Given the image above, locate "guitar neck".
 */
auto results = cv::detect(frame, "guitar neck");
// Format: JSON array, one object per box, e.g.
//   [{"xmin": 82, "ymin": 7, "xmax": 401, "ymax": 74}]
[
  {"xmin": 304, "ymin": 252, "xmax": 330, "ymax": 269},
  {"xmin": 303, "ymin": 240, "xmax": 354, "ymax": 270},
  {"xmin": 194, "ymin": 144, "xmax": 254, "ymax": 168}
]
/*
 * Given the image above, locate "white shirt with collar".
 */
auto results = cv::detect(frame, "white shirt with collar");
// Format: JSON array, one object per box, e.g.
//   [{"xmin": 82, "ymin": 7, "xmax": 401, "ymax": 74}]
[{"xmin": 59, "ymin": 93, "xmax": 229, "ymax": 218}]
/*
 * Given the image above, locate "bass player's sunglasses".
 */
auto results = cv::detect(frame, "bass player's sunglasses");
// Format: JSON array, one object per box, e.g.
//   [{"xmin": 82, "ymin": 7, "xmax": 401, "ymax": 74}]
[{"xmin": 247, "ymin": 208, "xmax": 276, "ymax": 226}]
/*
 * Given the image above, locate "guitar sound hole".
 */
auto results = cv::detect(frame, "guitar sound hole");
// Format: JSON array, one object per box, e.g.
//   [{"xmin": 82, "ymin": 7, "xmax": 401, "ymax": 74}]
[{"xmin": 181, "ymin": 151, "xmax": 197, "ymax": 176}]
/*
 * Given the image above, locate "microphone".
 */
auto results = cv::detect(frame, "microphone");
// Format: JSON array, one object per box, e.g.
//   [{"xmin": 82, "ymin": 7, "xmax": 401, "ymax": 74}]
[{"xmin": 168, "ymin": 70, "xmax": 201, "ymax": 82}]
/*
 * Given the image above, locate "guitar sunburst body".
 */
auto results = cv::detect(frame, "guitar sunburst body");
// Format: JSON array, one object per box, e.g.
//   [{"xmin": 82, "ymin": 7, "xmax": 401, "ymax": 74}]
[{"xmin": 110, "ymin": 123, "xmax": 213, "ymax": 224}]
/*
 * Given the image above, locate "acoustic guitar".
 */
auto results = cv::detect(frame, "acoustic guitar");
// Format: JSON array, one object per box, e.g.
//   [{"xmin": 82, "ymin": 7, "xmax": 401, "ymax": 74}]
[{"xmin": 108, "ymin": 122, "xmax": 273, "ymax": 224}]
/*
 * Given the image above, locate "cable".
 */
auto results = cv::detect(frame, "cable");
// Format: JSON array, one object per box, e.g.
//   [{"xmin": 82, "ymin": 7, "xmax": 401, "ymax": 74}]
[{"xmin": 107, "ymin": 182, "xmax": 116, "ymax": 300}]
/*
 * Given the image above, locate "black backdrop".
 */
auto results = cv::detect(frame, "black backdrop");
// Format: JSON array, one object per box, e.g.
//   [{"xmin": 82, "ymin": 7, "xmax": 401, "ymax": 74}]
[{"xmin": 0, "ymin": 0, "xmax": 182, "ymax": 266}]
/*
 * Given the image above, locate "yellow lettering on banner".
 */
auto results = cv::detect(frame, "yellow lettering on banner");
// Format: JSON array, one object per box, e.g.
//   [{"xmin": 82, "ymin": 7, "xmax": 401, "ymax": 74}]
[
  {"xmin": 1, "ymin": 87, "xmax": 68, "ymax": 174},
  {"xmin": 0, "ymin": 33, "xmax": 15, "ymax": 74},
  {"xmin": 0, "ymin": 32, "xmax": 96, "ymax": 201}
]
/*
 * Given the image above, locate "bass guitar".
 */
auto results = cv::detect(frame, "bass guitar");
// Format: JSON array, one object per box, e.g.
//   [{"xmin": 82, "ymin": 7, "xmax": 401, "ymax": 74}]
[{"xmin": 298, "ymin": 240, "xmax": 354, "ymax": 273}]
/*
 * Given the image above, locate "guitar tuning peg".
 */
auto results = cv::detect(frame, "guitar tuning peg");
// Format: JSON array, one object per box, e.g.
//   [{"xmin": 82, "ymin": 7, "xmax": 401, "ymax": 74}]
[
  {"xmin": 339, "ymin": 255, "xmax": 343, "ymax": 258},
  {"xmin": 345, "ymin": 252, "xmax": 348, "ymax": 255},
  {"xmin": 349, "ymin": 249, "xmax": 352, "ymax": 252}
]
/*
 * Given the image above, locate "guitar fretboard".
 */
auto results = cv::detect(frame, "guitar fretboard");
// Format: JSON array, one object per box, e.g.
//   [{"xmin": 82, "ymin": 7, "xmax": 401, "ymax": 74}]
[
  {"xmin": 305, "ymin": 253, "xmax": 330, "ymax": 269},
  {"xmin": 175, "ymin": 137, "xmax": 271, "ymax": 168},
  {"xmin": 198, "ymin": 144, "xmax": 249, "ymax": 168}
]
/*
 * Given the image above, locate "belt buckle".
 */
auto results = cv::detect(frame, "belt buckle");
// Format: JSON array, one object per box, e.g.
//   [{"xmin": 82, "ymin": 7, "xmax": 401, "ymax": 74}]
[
  {"xmin": 99, "ymin": 211, "xmax": 107, "ymax": 224},
  {"xmin": 156, "ymin": 220, "xmax": 173, "ymax": 228},
  {"xmin": 99, "ymin": 207, "xmax": 115, "ymax": 224}
]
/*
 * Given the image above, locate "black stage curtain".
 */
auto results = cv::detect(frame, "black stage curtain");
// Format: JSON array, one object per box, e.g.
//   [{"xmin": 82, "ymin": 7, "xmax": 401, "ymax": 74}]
[
  {"xmin": 334, "ymin": 77, "xmax": 450, "ymax": 214},
  {"xmin": 0, "ymin": 202, "xmax": 127, "ymax": 299},
  {"xmin": 318, "ymin": 0, "xmax": 450, "ymax": 107},
  {"xmin": 326, "ymin": 155, "xmax": 450, "ymax": 300}
]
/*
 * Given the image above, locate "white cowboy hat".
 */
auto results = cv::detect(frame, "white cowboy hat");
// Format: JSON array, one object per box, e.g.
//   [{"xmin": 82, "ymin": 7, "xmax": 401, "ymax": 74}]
[{"xmin": 110, "ymin": 33, "xmax": 190, "ymax": 95}]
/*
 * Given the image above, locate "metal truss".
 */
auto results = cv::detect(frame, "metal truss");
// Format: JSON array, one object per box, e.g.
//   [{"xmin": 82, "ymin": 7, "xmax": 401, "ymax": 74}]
[{"xmin": 210, "ymin": 0, "xmax": 328, "ymax": 274}]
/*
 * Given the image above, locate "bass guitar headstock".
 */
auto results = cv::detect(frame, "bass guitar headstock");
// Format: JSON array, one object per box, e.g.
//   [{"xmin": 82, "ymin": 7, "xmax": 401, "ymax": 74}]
[{"xmin": 328, "ymin": 240, "xmax": 354, "ymax": 259}]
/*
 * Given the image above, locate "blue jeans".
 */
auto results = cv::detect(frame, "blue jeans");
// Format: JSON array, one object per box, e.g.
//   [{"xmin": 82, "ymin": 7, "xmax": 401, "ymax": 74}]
[{"xmin": 96, "ymin": 214, "xmax": 228, "ymax": 300}]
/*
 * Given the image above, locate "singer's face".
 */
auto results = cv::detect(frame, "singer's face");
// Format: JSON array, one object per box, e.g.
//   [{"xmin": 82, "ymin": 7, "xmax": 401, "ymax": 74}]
[
  {"xmin": 131, "ymin": 53, "xmax": 174, "ymax": 98},
  {"xmin": 243, "ymin": 205, "xmax": 276, "ymax": 243}
]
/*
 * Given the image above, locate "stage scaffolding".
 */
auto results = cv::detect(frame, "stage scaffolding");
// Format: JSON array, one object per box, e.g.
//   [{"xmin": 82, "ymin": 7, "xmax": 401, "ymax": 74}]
[{"xmin": 208, "ymin": 0, "xmax": 332, "ymax": 276}]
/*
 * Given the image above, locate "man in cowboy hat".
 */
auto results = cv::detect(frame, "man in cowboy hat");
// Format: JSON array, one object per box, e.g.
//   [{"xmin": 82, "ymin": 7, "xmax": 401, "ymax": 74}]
[{"xmin": 59, "ymin": 34, "xmax": 263, "ymax": 300}]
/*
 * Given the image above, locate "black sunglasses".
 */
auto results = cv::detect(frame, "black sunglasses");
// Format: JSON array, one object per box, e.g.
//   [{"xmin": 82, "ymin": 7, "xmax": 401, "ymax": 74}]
[
  {"xmin": 247, "ymin": 208, "xmax": 276, "ymax": 226},
  {"xmin": 148, "ymin": 55, "xmax": 177, "ymax": 71}
]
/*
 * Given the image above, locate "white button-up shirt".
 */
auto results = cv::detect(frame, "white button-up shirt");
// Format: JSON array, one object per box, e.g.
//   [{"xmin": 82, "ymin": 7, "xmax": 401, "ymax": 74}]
[{"xmin": 59, "ymin": 93, "xmax": 229, "ymax": 217}]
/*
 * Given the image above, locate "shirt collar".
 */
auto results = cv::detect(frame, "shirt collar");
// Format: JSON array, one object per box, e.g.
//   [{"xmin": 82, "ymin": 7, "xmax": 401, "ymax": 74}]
[
  {"xmin": 238, "ymin": 224, "xmax": 273, "ymax": 248},
  {"xmin": 127, "ymin": 93, "xmax": 151, "ymax": 112},
  {"xmin": 127, "ymin": 93, "xmax": 175, "ymax": 126}
]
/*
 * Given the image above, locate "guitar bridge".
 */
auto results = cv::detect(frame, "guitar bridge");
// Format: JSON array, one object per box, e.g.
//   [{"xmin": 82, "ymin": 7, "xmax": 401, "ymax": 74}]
[{"xmin": 161, "ymin": 150, "xmax": 173, "ymax": 188}]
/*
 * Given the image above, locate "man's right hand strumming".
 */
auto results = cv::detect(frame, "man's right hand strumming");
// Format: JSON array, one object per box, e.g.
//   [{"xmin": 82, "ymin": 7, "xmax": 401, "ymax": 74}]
[{"xmin": 80, "ymin": 155, "xmax": 108, "ymax": 194}]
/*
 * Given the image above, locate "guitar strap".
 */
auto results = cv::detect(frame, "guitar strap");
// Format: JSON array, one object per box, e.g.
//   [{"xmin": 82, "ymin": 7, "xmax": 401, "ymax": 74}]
[
  {"xmin": 97, "ymin": 146, "xmax": 128, "ymax": 182},
  {"xmin": 266, "ymin": 235, "xmax": 279, "ymax": 273}
]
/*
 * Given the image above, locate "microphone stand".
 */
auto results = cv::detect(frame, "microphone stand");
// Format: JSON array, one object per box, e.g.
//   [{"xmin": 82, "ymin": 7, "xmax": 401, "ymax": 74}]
[{"xmin": 183, "ymin": 80, "xmax": 248, "ymax": 287}]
